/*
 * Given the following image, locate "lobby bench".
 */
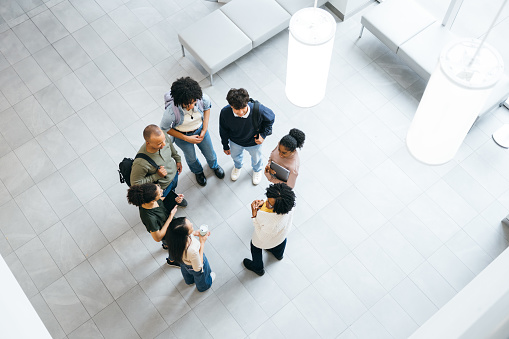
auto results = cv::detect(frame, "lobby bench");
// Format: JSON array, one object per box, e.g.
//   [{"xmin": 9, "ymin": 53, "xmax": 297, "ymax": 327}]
[
  {"xmin": 359, "ymin": 0, "xmax": 509, "ymax": 118},
  {"xmin": 178, "ymin": 0, "xmax": 328, "ymax": 84}
]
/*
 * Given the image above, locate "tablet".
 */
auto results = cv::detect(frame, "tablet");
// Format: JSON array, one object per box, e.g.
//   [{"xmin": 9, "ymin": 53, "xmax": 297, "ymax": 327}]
[
  {"xmin": 270, "ymin": 161, "xmax": 290, "ymax": 182},
  {"xmin": 162, "ymin": 190, "xmax": 178, "ymax": 211}
]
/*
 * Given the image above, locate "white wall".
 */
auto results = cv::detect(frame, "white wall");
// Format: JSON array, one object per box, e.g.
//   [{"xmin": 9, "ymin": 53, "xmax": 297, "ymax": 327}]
[
  {"xmin": 410, "ymin": 246, "xmax": 509, "ymax": 339},
  {"xmin": 0, "ymin": 255, "xmax": 52, "ymax": 339}
]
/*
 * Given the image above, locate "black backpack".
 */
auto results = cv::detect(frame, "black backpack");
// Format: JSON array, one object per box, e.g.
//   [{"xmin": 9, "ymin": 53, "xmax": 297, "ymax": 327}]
[{"xmin": 118, "ymin": 153, "xmax": 161, "ymax": 186}]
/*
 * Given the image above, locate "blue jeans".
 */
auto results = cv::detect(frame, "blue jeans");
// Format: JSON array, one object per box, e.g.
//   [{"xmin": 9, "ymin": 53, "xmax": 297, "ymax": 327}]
[
  {"xmin": 174, "ymin": 125, "xmax": 218, "ymax": 174},
  {"xmin": 162, "ymin": 172, "xmax": 179, "ymax": 197},
  {"xmin": 180, "ymin": 253, "xmax": 213, "ymax": 292},
  {"xmin": 229, "ymin": 140, "xmax": 263, "ymax": 172}
]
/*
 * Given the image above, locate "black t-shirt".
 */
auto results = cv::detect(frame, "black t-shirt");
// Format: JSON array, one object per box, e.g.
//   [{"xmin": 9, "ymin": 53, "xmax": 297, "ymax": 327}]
[{"xmin": 139, "ymin": 200, "xmax": 169, "ymax": 233}]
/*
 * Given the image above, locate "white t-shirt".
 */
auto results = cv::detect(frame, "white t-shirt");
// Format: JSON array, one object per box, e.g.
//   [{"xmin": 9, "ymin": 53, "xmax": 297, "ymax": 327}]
[
  {"xmin": 176, "ymin": 108, "xmax": 202, "ymax": 132},
  {"xmin": 183, "ymin": 236, "xmax": 203, "ymax": 272}
]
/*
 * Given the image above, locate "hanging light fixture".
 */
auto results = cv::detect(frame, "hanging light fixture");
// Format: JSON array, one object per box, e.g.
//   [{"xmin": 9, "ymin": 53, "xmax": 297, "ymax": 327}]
[
  {"xmin": 285, "ymin": 2, "xmax": 336, "ymax": 108},
  {"xmin": 406, "ymin": 0, "xmax": 507, "ymax": 165}
]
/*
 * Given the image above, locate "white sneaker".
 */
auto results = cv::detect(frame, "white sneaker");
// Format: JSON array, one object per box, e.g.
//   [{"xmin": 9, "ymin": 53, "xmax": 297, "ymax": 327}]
[
  {"xmin": 252, "ymin": 170, "xmax": 263, "ymax": 185},
  {"xmin": 210, "ymin": 272, "xmax": 216, "ymax": 283},
  {"xmin": 231, "ymin": 167, "xmax": 242, "ymax": 181}
]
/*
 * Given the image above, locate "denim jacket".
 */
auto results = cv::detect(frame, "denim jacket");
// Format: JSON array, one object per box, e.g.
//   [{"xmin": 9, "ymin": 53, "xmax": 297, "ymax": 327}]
[{"xmin": 160, "ymin": 92, "xmax": 212, "ymax": 131}]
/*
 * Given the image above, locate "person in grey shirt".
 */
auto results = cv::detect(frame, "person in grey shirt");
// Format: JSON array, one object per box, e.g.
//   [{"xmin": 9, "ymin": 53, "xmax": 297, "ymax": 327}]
[{"xmin": 130, "ymin": 124, "xmax": 187, "ymax": 206}]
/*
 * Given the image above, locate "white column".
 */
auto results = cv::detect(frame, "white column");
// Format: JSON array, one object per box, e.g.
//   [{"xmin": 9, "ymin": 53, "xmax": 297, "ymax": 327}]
[
  {"xmin": 285, "ymin": 7, "xmax": 336, "ymax": 108},
  {"xmin": 406, "ymin": 39, "xmax": 504, "ymax": 165}
]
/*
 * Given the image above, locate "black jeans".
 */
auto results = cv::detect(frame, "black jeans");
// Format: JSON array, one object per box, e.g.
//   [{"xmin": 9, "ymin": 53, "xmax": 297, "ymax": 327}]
[{"xmin": 250, "ymin": 239, "xmax": 287, "ymax": 270}]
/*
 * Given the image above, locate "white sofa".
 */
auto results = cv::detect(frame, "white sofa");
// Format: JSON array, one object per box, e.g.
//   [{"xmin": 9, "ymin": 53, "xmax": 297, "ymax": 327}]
[
  {"xmin": 178, "ymin": 0, "xmax": 328, "ymax": 84},
  {"xmin": 359, "ymin": 0, "xmax": 509, "ymax": 118}
]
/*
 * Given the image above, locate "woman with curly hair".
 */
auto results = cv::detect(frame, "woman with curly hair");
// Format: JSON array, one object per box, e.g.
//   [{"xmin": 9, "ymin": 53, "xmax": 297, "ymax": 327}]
[
  {"xmin": 127, "ymin": 183, "xmax": 183, "ymax": 267},
  {"xmin": 243, "ymin": 183, "xmax": 296, "ymax": 276},
  {"xmin": 264, "ymin": 128, "xmax": 305, "ymax": 188},
  {"xmin": 167, "ymin": 217, "xmax": 216, "ymax": 292},
  {"xmin": 160, "ymin": 76, "xmax": 224, "ymax": 187}
]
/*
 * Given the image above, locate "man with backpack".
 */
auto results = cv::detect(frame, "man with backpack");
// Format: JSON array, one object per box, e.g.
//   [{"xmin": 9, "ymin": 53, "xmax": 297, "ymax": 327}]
[
  {"xmin": 219, "ymin": 88, "xmax": 275, "ymax": 185},
  {"xmin": 130, "ymin": 124, "xmax": 187, "ymax": 207},
  {"xmin": 160, "ymin": 77, "xmax": 224, "ymax": 187}
]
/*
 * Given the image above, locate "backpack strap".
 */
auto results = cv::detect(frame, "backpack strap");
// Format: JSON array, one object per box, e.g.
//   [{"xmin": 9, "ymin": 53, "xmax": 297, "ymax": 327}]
[
  {"xmin": 172, "ymin": 104, "xmax": 181, "ymax": 126},
  {"xmin": 135, "ymin": 153, "xmax": 160, "ymax": 170},
  {"xmin": 249, "ymin": 98, "xmax": 260, "ymax": 135},
  {"xmin": 135, "ymin": 153, "xmax": 167, "ymax": 179},
  {"xmin": 164, "ymin": 91, "xmax": 181, "ymax": 126}
]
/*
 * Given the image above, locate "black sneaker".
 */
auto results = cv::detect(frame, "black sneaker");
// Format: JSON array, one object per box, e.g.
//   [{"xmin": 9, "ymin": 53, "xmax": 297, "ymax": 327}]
[
  {"xmin": 195, "ymin": 172, "xmax": 207, "ymax": 186},
  {"xmin": 213, "ymin": 165, "xmax": 225, "ymax": 179},
  {"xmin": 243, "ymin": 258, "xmax": 265, "ymax": 276},
  {"xmin": 166, "ymin": 258, "xmax": 180, "ymax": 268},
  {"xmin": 177, "ymin": 198, "xmax": 188, "ymax": 207}
]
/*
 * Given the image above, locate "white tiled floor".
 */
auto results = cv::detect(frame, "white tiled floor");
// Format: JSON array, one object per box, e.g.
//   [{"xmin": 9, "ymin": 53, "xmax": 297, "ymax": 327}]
[{"xmin": 1, "ymin": 0, "xmax": 509, "ymax": 338}]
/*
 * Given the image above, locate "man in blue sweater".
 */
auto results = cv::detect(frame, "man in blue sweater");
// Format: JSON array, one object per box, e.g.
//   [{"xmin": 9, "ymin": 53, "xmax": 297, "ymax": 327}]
[{"xmin": 219, "ymin": 88, "xmax": 275, "ymax": 185}]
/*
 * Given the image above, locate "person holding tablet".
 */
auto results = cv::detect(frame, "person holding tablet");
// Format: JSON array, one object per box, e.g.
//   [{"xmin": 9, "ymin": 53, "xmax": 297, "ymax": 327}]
[{"xmin": 264, "ymin": 128, "xmax": 305, "ymax": 189}]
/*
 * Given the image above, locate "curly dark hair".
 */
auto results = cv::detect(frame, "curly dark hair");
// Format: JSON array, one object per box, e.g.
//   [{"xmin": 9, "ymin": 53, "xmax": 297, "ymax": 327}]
[
  {"xmin": 167, "ymin": 217, "xmax": 190, "ymax": 264},
  {"xmin": 170, "ymin": 77, "xmax": 203, "ymax": 108},
  {"xmin": 226, "ymin": 88, "xmax": 249, "ymax": 110},
  {"xmin": 280, "ymin": 128, "xmax": 305, "ymax": 152},
  {"xmin": 265, "ymin": 183, "xmax": 296, "ymax": 215},
  {"xmin": 127, "ymin": 183, "xmax": 159, "ymax": 207}
]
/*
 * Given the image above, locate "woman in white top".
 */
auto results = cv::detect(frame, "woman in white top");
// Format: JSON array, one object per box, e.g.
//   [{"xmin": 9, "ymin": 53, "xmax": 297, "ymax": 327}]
[
  {"xmin": 167, "ymin": 217, "xmax": 215, "ymax": 292},
  {"xmin": 243, "ymin": 183, "xmax": 296, "ymax": 276},
  {"xmin": 161, "ymin": 77, "xmax": 224, "ymax": 187}
]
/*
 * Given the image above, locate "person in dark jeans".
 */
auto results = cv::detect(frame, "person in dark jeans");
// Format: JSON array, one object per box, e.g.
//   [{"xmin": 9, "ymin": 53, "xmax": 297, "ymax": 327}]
[
  {"xmin": 243, "ymin": 183, "xmax": 296, "ymax": 276},
  {"xmin": 127, "ymin": 183, "xmax": 182, "ymax": 268}
]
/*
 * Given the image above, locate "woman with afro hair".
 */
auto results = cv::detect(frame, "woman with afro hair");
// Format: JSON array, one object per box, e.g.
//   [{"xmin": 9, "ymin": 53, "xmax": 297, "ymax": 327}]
[
  {"xmin": 264, "ymin": 128, "xmax": 305, "ymax": 188},
  {"xmin": 127, "ymin": 183, "xmax": 182, "ymax": 267},
  {"xmin": 160, "ymin": 77, "xmax": 224, "ymax": 187},
  {"xmin": 243, "ymin": 183, "xmax": 296, "ymax": 276}
]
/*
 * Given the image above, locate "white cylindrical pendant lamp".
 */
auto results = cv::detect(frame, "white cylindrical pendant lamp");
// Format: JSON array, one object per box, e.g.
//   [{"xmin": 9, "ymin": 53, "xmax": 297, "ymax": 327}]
[
  {"xmin": 285, "ymin": 7, "xmax": 336, "ymax": 108},
  {"xmin": 406, "ymin": 39, "xmax": 504, "ymax": 165}
]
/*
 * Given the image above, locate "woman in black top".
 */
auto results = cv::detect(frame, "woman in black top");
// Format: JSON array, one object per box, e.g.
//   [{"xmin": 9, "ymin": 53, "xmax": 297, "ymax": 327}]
[{"xmin": 127, "ymin": 183, "xmax": 182, "ymax": 267}]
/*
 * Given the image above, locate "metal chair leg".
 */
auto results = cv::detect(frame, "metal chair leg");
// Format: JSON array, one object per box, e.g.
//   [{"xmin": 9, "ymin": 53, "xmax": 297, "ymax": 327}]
[
  {"xmin": 181, "ymin": 45, "xmax": 185, "ymax": 57},
  {"xmin": 359, "ymin": 25, "xmax": 364, "ymax": 38},
  {"xmin": 210, "ymin": 74, "xmax": 214, "ymax": 85}
]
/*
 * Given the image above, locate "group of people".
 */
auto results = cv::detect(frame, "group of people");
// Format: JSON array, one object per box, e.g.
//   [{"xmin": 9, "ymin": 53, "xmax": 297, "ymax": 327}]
[{"xmin": 126, "ymin": 77, "xmax": 306, "ymax": 292}]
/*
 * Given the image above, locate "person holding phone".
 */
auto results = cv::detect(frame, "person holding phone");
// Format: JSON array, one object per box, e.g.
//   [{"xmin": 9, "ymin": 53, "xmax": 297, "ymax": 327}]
[
  {"xmin": 167, "ymin": 217, "xmax": 216, "ymax": 292},
  {"xmin": 265, "ymin": 128, "xmax": 305, "ymax": 189},
  {"xmin": 243, "ymin": 183, "xmax": 296, "ymax": 276},
  {"xmin": 127, "ymin": 183, "xmax": 183, "ymax": 268}
]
